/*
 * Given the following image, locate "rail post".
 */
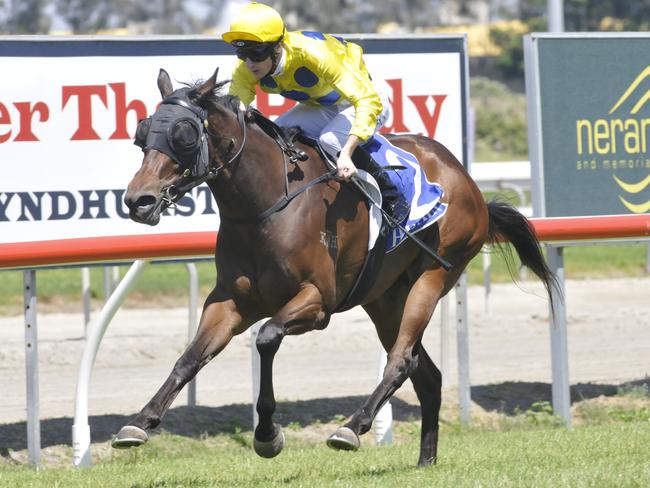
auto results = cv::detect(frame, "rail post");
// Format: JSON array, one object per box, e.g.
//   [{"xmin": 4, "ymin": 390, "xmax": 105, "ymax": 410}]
[
  {"xmin": 73, "ymin": 260, "xmax": 148, "ymax": 468},
  {"xmin": 24, "ymin": 270, "xmax": 41, "ymax": 467},
  {"xmin": 547, "ymin": 245, "xmax": 571, "ymax": 426},
  {"xmin": 81, "ymin": 267, "xmax": 91, "ymax": 335},
  {"xmin": 439, "ymin": 294, "xmax": 451, "ymax": 388},
  {"xmin": 250, "ymin": 320, "xmax": 264, "ymax": 429},
  {"xmin": 456, "ymin": 271, "xmax": 471, "ymax": 425},
  {"xmin": 185, "ymin": 263, "xmax": 199, "ymax": 407},
  {"xmin": 482, "ymin": 247, "xmax": 491, "ymax": 314},
  {"xmin": 374, "ymin": 349, "xmax": 393, "ymax": 445}
]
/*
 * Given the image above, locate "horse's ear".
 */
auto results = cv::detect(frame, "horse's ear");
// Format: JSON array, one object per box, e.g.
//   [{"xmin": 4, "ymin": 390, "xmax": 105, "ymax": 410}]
[
  {"xmin": 157, "ymin": 69, "xmax": 174, "ymax": 99},
  {"xmin": 194, "ymin": 68, "xmax": 220, "ymax": 99}
]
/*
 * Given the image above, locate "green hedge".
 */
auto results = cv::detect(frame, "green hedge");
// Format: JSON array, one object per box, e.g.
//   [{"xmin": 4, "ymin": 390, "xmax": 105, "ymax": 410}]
[{"xmin": 471, "ymin": 77, "xmax": 528, "ymax": 161}]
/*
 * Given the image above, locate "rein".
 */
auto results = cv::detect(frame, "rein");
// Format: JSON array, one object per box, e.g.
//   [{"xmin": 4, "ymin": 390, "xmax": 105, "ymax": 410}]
[
  {"xmin": 226, "ymin": 167, "xmax": 339, "ymax": 223},
  {"xmin": 220, "ymin": 108, "xmax": 338, "ymax": 224},
  {"xmin": 156, "ymin": 93, "xmax": 337, "ymax": 223}
]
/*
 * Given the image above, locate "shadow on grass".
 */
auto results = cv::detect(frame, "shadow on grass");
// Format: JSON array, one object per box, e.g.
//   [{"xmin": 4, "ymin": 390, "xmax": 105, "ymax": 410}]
[
  {"xmin": 471, "ymin": 377, "xmax": 650, "ymax": 415},
  {"xmin": 0, "ymin": 395, "xmax": 420, "ymax": 452},
  {"xmin": 3, "ymin": 378, "xmax": 648, "ymax": 453}
]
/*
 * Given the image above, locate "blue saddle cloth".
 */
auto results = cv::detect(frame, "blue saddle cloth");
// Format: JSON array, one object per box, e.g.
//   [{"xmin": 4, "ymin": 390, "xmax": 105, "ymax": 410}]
[{"xmin": 363, "ymin": 134, "xmax": 448, "ymax": 252}]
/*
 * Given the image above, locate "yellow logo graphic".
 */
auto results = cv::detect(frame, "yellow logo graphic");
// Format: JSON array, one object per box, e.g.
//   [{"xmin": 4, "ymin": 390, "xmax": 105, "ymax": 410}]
[
  {"xmin": 613, "ymin": 174, "xmax": 650, "ymax": 213},
  {"xmin": 609, "ymin": 65, "xmax": 650, "ymax": 114},
  {"xmin": 606, "ymin": 66, "xmax": 650, "ymax": 214},
  {"xmin": 574, "ymin": 64, "xmax": 650, "ymax": 214},
  {"xmin": 575, "ymin": 64, "xmax": 650, "ymax": 156}
]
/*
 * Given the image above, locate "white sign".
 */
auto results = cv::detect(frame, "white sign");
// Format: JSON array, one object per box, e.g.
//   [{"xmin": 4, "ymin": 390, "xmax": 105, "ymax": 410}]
[{"xmin": 0, "ymin": 37, "xmax": 466, "ymax": 245}]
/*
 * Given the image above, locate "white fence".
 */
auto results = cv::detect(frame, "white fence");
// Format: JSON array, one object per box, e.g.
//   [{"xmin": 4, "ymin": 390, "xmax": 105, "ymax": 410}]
[{"xmin": 471, "ymin": 161, "xmax": 532, "ymax": 216}]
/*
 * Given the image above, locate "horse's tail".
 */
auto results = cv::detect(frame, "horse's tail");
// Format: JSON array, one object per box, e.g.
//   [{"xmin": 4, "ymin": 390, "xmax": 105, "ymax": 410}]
[{"xmin": 485, "ymin": 199, "xmax": 560, "ymax": 313}]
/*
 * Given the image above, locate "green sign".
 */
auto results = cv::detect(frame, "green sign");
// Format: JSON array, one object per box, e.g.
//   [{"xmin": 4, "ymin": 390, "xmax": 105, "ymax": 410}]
[{"xmin": 525, "ymin": 34, "xmax": 650, "ymax": 217}]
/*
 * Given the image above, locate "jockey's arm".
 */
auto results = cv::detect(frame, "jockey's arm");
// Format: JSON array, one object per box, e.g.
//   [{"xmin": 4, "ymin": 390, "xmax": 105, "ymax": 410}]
[
  {"xmin": 228, "ymin": 61, "xmax": 257, "ymax": 108},
  {"xmin": 337, "ymin": 134, "xmax": 361, "ymax": 180},
  {"xmin": 317, "ymin": 52, "xmax": 382, "ymax": 180},
  {"xmin": 318, "ymin": 51, "xmax": 382, "ymax": 136}
]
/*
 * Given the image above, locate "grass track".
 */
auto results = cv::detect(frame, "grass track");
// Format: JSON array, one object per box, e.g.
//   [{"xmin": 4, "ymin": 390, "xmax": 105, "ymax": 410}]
[{"xmin": 1, "ymin": 422, "xmax": 648, "ymax": 487}]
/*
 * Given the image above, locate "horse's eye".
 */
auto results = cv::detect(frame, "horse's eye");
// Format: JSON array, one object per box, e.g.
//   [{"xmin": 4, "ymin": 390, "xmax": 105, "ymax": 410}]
[
  {"xmin": 170, "ymin": 119, "xmax": 200, "ymax": 154},
  {"xmin": 134, "ymin": 117, "xmax": 152, "ymax": 149}
]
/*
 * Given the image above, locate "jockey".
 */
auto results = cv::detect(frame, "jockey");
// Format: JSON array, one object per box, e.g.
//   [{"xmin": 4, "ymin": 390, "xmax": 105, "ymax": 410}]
[{"xmin": 222, "ymin": 2, "xmax": 410, "ymax": 223}]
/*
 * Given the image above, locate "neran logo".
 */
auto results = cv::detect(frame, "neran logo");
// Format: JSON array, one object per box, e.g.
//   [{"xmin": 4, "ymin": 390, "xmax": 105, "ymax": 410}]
[{"xmin": 575, "ymin": 65, "xmax": 650, "ymax": 214}]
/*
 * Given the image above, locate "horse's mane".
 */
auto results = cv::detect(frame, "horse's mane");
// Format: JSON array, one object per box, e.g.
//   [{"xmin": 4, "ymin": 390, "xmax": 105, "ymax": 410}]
[
  {"xmin": 187, "ymin": 79, "xmax": 298, "ymax": 143},
  {"xmin": 185, "ymin": 79, "xmax": 240, "ymax": 115}
]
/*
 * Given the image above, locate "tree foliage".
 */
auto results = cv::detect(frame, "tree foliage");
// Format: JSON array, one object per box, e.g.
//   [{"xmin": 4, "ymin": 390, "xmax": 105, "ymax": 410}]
[
  {"xmin": 563, "ymin": 0, "xmax": 650, "ymax": 31},
  {"xmin": 54, "ymin": 0, "xmax": 205, "ymax": 34},
  {"xmin": 489, "ymin": 0, "xmax": 650, "ymax": 80},
  {"xmin": 1, "ymin": 0, "xmax": 649, "ymax": 38},
  {"xmin": 471, "ymin": 77, "xmax": 529, "ymax": 160},
  {"xmin": 2, "ymin": 0, "xmax": 50, "ymax": 33},
  {"xmin": 55, "ymin": 0, "xmax": 116, "ymax": 33},
  {"xmin": 489, "ymin": 17, "xmax": 544, "ymax": 79},
  {"xmin": 0, "ymin": 0, "xmax": 219, "ymax": 34},
  {"xmin": 274, "ymin": 0, "xmax": 437, "ymax": 33}
]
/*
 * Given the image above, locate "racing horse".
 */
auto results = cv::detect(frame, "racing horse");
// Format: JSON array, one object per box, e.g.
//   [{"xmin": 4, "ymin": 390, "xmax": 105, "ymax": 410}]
[{"xmin": 115, "ymin": 68, "xmax": 557, "ymax": 467}]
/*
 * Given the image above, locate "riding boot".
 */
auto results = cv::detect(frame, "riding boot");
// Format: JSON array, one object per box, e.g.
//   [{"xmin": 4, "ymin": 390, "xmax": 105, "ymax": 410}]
[{"xmin": 352, "ymin": 147, "xmax": 410, "ymax": 225}]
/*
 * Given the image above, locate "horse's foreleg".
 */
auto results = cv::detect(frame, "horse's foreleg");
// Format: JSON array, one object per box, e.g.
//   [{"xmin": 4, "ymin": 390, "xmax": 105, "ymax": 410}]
[
  {"xmin": 327, "ymin": 269, "xmax": 446, "ymax": 462},
  {"xmin": 253, "ymin": 284, "xmax": 326, "ymax": 458},
  {"xmin": 112, "ymin": 298, "xmax": 246, "ymax": 448}
]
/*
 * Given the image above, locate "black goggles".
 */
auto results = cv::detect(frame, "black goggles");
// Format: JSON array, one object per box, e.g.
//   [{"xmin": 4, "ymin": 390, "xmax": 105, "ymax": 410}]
[{"xmin": 235, "ymin": 43, "xmax": 275, "ymax": 62}]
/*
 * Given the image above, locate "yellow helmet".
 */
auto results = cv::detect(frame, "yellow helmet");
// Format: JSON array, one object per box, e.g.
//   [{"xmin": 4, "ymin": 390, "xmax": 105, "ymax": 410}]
[{"xmin": 222, "ymin": 2, "xmax": 285, "ymax": 45}]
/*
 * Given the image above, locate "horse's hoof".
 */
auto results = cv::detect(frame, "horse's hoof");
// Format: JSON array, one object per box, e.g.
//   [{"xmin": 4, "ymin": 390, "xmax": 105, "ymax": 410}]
[
  {"xmin": 326, "ymin": 427, "xmax": 360, "ymax": 451},
  {"xmin": 253, "ymin": 424, "xmax": 285, "ymax": 458},
  {"xmin": 417, "ymin": 456, "xmax": 437, "ymax": 468},
  {"xmin": 111, "ymin": 425, "xmax": 148, "ymax": 449}
]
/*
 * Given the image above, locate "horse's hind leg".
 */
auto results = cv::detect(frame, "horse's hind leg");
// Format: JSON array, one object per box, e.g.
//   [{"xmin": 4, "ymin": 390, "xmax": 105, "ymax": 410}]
[
  {"xmin": 327, "ymin": 269, "xmax": 446, "ymax": 467},
  {"xmin": 362, "ymin": 311, "xmax": 442, "ymax": 466},
  {"xmin": 253, "ymin": 284, "xmax": 327, "ymax": 458},
  {"xmin": 112, "ymin": 296, "xmax": 248, "ymax": 448},
  {"xmin": 410, "ymin": 343, "xmax": 442, "ymax": 466}
]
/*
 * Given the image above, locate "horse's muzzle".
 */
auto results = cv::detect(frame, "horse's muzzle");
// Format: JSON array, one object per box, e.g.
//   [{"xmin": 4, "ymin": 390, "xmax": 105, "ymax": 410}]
[{"xmin": 124, "ymin": 192, "xmax": 163, "ymax": 226}]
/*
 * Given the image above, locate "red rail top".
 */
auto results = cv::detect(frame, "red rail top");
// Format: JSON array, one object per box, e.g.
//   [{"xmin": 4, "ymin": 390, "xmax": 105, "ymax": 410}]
[
  {"xmin": 529, "ymin": 214, "xmax": 650, "ymax": 241},
  {"xmin": 0, "ymin": 232, "xmax": 218, "ymax": 269},
  {"xmin": 0, "ymin": 214, "xmax": 648, "ymax": 269}
]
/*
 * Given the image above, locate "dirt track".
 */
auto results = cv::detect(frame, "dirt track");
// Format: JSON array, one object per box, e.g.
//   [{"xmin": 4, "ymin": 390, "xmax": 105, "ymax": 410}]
[{"xmin": 1, "ymin": 277, "xmax": 649, "ymax": 455}]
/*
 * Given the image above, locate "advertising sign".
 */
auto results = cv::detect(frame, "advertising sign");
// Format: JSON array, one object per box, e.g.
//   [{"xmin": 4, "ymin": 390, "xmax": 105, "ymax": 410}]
[
  {"xmin": 525, "ymin": 33, "xmax": 650, "ymax": 218},
  {"xmin": 0, "ymin": 35, "xmax": 467, "ymax": 245}
]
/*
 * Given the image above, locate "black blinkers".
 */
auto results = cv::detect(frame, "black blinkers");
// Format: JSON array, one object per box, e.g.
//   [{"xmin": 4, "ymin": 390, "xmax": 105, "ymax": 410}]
[{"xmin": 134, "ymin": 88, "xmax": 210, "ymax": 178}]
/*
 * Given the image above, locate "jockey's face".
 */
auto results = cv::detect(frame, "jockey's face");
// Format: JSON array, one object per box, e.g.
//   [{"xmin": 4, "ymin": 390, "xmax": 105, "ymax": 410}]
[
  {"xmin": 245, "ymin": 55, "xmax": 273, "ymax": 80},
  {"xmin": 236, "ymin": 43, "xmax": 281, "ymax": 80}
]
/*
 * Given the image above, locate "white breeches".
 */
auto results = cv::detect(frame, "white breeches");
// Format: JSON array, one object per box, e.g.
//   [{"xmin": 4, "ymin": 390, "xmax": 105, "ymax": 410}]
[{"xmin": 275, "ymin": 90, "xmax": 391, "ymax": 155}]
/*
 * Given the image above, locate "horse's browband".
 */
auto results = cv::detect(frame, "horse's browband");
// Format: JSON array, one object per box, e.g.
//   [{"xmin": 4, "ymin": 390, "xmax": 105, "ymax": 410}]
[{"xmin": 162, "ymin": 96, "xmax": 208, "ymax": 121}]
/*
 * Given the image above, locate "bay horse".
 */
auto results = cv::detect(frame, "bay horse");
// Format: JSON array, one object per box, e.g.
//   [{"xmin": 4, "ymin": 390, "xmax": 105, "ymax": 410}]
[{"xmin": 115, "ymin": 68, "xmax": 556, "ymax": 467}]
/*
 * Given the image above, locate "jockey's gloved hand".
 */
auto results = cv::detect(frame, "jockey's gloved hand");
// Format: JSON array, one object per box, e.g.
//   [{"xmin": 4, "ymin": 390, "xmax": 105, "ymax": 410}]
[{"xmin": 336, "ymin": 152, "xmax": 358, "ymax": 181}]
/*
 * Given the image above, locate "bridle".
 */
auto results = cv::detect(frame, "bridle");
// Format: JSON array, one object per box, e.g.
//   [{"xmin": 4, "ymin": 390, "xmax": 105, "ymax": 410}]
[
  {"xmin": 159, "ymin": 94, "xmax": 248, "ymax": 205},
  {"xmin": 135, "ymin": 87, "xmax": 248, "ymax": 206},
  {"xmin": 136, "ymin": 88, "xmax": 337, "ymax": 222}
]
